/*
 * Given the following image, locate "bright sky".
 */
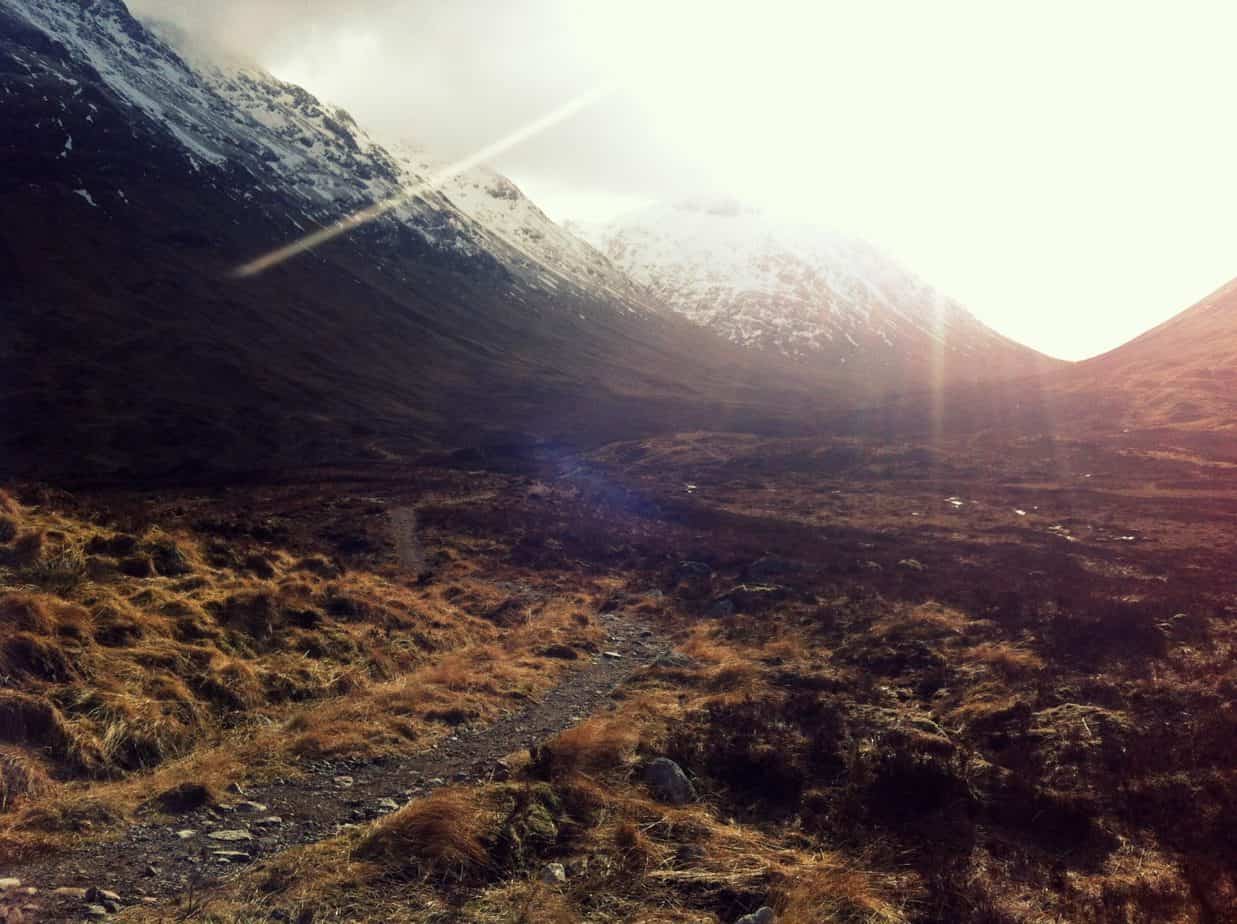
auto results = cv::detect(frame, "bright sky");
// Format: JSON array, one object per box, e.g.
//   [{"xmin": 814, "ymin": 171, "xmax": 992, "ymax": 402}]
[{"xmin": 138, "ymin": 0, "xmax": 1237, "ymax": 360}]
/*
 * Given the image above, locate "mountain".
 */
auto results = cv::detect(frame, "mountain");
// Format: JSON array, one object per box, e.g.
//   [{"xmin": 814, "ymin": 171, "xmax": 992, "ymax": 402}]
[
  {"xmin": 0, "ymin": 0, "xmax": 825, "ymax": 479},
  {"xmin": 1064, "ymin": 277, "xmax": 1237, "ymax": 435},
  {"xmin": 574, "ymin": 199, "xmax": 1057, "ymax": 383}
]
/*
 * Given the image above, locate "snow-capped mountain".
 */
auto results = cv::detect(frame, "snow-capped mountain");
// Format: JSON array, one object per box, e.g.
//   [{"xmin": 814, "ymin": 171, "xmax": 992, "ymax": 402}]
[
  {"xmin": 1, "ymin": 0, "xmax": 647, "ymax": 314},
  {"xmin": 576, "ymin": 199, "xmax": 1049, "ymax": 377},
  {"xmin": 0, "ymin": 0, "xmax": 809, "ymax": 477}
]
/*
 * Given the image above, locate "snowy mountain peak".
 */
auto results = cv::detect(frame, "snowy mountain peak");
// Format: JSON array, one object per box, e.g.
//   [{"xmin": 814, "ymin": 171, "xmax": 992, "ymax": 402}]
[
  {"xmin": 575, "ymin": 201, "xmax": 1043, "ymax": 375},
  {"xmin": 2, "ymin": 0, "xmax": 650, "ymax": 316}
]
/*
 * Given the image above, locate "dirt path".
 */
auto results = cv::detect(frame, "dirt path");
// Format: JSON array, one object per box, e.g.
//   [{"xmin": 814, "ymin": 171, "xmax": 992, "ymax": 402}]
[{"xmin": 8, "ymin": 612, "xmax": 668, "ymax": 922}]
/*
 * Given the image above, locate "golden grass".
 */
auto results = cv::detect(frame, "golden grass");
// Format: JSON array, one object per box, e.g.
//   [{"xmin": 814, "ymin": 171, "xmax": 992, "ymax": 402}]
[{"xmin": 356, "ymin": 786, "xmax": 491, "ymax": 879}]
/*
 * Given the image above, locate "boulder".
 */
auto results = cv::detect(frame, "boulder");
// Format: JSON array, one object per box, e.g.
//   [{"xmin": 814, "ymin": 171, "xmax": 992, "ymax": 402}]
[{"xmin": 644, "ymin": 757, "xmax": 695, "ymax": 805}]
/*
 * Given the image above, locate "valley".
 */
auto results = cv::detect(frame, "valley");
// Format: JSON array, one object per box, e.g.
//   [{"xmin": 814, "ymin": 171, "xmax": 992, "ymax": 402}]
[{"xmin": 1, "ymin": 425, "xmax": 1232, "ymax": 921}]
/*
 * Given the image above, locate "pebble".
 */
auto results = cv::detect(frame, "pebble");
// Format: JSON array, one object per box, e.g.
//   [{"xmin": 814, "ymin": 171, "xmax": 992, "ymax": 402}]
[
  {"xmin": 212, "ymin": 850, "xmax": 252, "ymax": 863},
  {"xmin": 51, "ymin": 888, "xmax": 88, "ymax": 899},
  {"xmin": 233, "ymin": 801, "xmax": 268, "ymax": 814},
  {"xmin": 602, "ymin": 650, "xmax": 623, "ymax": 659},
  {"xmin": 83, "ymin": 905, "xmax": 109, "ymax": 919},
  {"xmin": 333, "ymin": 775, "xmax": 354, "ymax": 788},
  {"xmin": 175, "ymin": 829, "xmax": 196, "ymax": 839},
  {"xmin": 85, "ymin": 888, "xmax": 121, "ymax": 904},
  {"xmin": 0, "ymin": 879, "xmax": 19, "ymax": 891},
  {"xmin": 252, "ymin": 816, "xmax": 283, "ymax": 827}
]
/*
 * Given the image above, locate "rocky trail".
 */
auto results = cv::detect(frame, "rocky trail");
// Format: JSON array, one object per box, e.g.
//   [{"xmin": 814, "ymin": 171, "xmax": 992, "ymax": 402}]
[{"xmin": 4, "ymin": 612, "xmax": 670, "ymax": 922}]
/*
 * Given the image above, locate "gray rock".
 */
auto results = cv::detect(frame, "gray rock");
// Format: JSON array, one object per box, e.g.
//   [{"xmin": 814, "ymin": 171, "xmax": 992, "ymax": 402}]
[
  {"xmin": 540, "ymin": 862, "xmax": 567, "ymax": 885},
  {"xmin": 83, "ymin": 905, "xmax": 109, "ymax": 919},
  {"xmin": 736, "ymin": 907, "xmax": 776, "ymax": 924},
  {"xmin": 374, "ymin": 799, "xmax": 401, "ymax": 813},
  {"xmin": 206, "ymin": 829, "xmax": 251, "ymax": 842},
  {"xmin": 232, "ymin": 800, "xmax": 268, "ymax": 814},
  {"xmin": 644, "ymin": 757, "xmax": 696, "ymax": 805},
  {"xmin": 174, "ymin": 829, "xmax": 196, "ymax": 839},
  {"xmin": 0, "ymin": 878, "xmax": 19, "ymax": 891},
  {"xmin": 252, "ymin": 816, "xmax": 283, "ymax": 827}
]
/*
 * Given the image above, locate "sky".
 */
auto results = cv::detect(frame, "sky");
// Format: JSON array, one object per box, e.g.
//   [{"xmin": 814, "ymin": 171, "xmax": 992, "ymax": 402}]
[{"xmin": 130, "ymin": 0, "xmax": 1237, "ymax": 360}]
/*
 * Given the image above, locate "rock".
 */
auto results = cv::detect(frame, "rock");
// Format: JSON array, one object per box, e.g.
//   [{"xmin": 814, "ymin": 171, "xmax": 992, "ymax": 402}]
[
  {"xmin": 175, "ymin": 829, "xmax": 197, "ymax": 839},
  {"xmin": 602, "ymin": 650, "xmax": 623, "ymax": 659},
  {"xmin": 233, "ymin": 800, "xmax": 268, "ymax": 814},
  {"xmin": 898, "ymin": 558, "xmax": 926, "ymax": 571},
  {"xmin": 212, "ymin": 850, "xmax": 252, "ymax": 863},
  {"xmin": 0, "ymin": 880, "xmax": 18, "ymax": 892},
  {"xmin": 207, "ymin": 829, "xmax": 252, "ymax": 842},
  {"xmin": 644, "ymin": 757, "xmax": 696, "ymax": 805},
  {"xmin": 102, "ymin": 900, "xmax": 122, "ymax": 914},
  {"xmin": 540, "ymin": 862, "xmax": 567, "ymax": 885},
  {"xmin": 735, "ymin": 907, "xmax": 776, "ymax": 924},
  {"xmin": 85, "ymin": 888, "xmax": 121, "ymax": 904},
  {"xmin": 51, "ymin": 888, "xmax": 87, "ymax": 898},
  {"xmin": 226, "ymin": 782, "xmax": 247, "ymax": 796},
  {"xmin": 333, "ymin": 775, "xmax": 354, "ymax": 788},
  {"xmin": 253, "ymin": 816, "xmax": 283, "ymax": 827},
  {"xmin": 373, "ymin": 799, "xmax": 400, "ymax": 813},
  {"xmin": 83, "ymin": 906, "xmax": 108, "ymax": 919}
]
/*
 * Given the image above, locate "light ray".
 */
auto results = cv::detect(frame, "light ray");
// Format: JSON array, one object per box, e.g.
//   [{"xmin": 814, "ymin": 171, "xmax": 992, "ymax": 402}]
[{"xmin": 231, "ymin": 81, "xmax": 617, "ymax": 279}]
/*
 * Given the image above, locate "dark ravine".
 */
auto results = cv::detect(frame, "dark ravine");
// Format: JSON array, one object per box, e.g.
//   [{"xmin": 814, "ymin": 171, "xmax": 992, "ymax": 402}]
[{"xmin": 6, "ymin": 612, "xmax": 668, "ymax": 922}]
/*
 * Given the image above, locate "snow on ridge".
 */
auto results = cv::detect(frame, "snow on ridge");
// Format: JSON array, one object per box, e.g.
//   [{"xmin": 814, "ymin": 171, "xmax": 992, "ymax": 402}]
[
  {"xmin": 576, "ymin": 201, "xmax": 1010, "ymax": 360},
  {"xmin": 3, "ymin": 0, "xmax": 652, "ymax": 318}
]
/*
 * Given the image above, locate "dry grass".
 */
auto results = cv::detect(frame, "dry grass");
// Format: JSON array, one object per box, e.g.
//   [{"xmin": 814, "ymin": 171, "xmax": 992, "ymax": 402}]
[{"xmin": 356, "ymin": 787, "xmax": 492, "ymax": 880}]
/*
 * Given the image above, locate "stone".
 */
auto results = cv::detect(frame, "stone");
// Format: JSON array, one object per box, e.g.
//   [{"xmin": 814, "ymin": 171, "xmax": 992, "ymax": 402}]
[
  {"xmin": 373, "ymin": 799, "xmax": 400, "ymax": 813},
  {"xmin": 207, "ymin": 829, "xmax": 252, "ymax": 842},
  {"xmin": 602, "ymin": 650, "xmax": 623, "ymax": 659},
  {"xmin": 102, "ymin": 900, "xmax": 122, "ymax": 914},
  {"xmin": 85, "ymin": 888, "xmax": 121, "ymax": 904},
  {"xmin": 175, "ymin": 829, "xmax": 197, "ymax": 839},
  {"xmin": 0, "ymin": 879, "xmax": 18, "ymax": 892},
  {"xmin": 226, "ymin": 782, "xmax": 247, "ymax": 795},
  {"xmin": 212, "ymin": 850, "xmax": 252, "ymax": 863},
  {"xmin": 540, "ymin": 862, "xmax": 568, "ymax": 885},
  {"xmin": 83, "ymin": 906, "xmax": 108, "ymax": 919},
  {"xmin": 253, "ymin": 816, "xmax": 283, "ymax": 827},
  {"xmin": 333, "ymin": 775, "xmax": 354, "ymax": 788},
  {"xmin": 644, "ymin": 757, "xmax": 696, "ymax": 805},
  {"xmin": 232, "ymin": 801, "xmax": 268, "ymax": 814},
  {"xmin": 897, "ymin": 558, "xmax": 926, "ymax": 571},
  {"xmin": 51, "ymin": 888, "xmax": 87, "ymax": 898},
  {"xmin": 736, "ymin": 908, "xmax": 776, "ymax": 924}
]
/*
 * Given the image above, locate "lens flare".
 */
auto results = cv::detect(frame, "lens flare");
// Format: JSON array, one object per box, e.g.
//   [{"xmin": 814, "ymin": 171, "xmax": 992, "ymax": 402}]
[{"xmin": 231, "ymin": 82, "xmax": 617, "ymax": 279}]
